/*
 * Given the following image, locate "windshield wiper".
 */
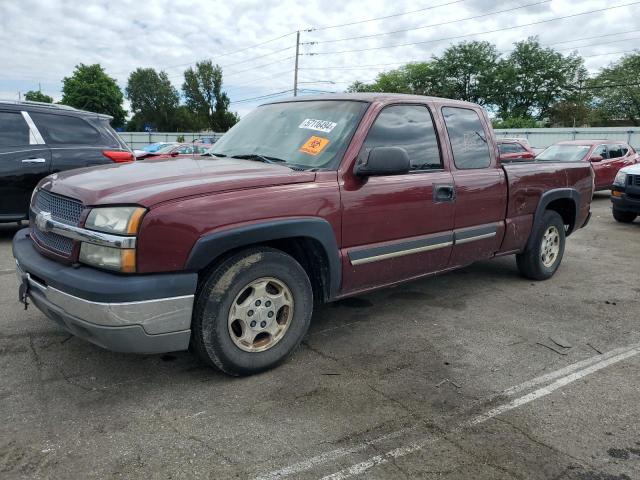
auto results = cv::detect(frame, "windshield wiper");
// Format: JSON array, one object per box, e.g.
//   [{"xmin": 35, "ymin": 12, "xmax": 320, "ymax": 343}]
[
  {"xmin": 231, "ymin": 153, "xmax": 288, "ymax": 165},
  {"xmin": 203, "ymin": 152, "xmax": 227, "ymax": 157}
]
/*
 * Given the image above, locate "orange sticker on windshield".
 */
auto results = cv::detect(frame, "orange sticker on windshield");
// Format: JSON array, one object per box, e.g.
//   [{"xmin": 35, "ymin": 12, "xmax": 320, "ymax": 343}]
[{"xmin": 299, "ymin": 136, "xmax": 329, "ymax": 156}]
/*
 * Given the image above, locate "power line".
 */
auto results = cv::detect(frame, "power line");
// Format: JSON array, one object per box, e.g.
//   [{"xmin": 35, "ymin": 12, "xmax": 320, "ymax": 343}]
[
  {"xmin": 304, "ymin": 0, "xmax": 551, "ymax": 45},
  {"xmin": 305, "ymin": 1, "xmax": 640, "ymax": 55},
  {"xmin": 582, "ymin": 49, "xmax": 638, "ymax": 59},
  {"xmin": 543, "ymin": 29, "xmax": 640, "ymax": 46},
  {"xmin": 219, "ymin": 45, "xmax": 295, "ymax": 69},
  {"xmin": 157, "ymin": 32, "xmax": 297, "ymax": 72},
  {"xmin": 224, "ymin": 56, "xmax": 296, "ymax": 78},
  {"xmin": 554, "ymin": 37, "xmax": 640, "ymax": 53},
  {"xmin": 305, "ymin": 0, "xmax": 470, "ymax": 32},
  {"xmin": 229, "ymin": 89, "xmax": 294, "ymax": 105},
  {"xmin": 224, "ymin": 70, "xmax": 293, "ymax": 90}
]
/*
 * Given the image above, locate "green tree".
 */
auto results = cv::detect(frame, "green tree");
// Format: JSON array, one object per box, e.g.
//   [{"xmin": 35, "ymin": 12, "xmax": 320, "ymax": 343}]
[
  {"xmin": 347, "ymin": 62, "xmax": 441, "ymax": 95},
  {"xmin": 61, "ymin": 64, "xmax": 126, "ymax": 127},
  {"xmin": 126, "ymin": 68, "xmax": 180, "ymax": 131},
  {"xmin": 590, "ymin": 53, "xmax": 640, "ymax": 126},
  {"xmin": 182, "ymin": 60, "xmax": 238, "ymax": 131},
  {"xmin": 493, "ymin": 37, "xmax": 586, "ymax": 121},
  {"xmin": 492, "ymin": 116, "xmax": 539, "ymax": 129},
  {"xmin": 24, "ymin": 90, "xmax": 53, "ymax": 103},
  {"xmin": 431, "ymin": 41, "xmax": 500, "ymax": 105},
  {"xmin": 347, "ymin": 42, "xmax": 499, "ymax": 105}
]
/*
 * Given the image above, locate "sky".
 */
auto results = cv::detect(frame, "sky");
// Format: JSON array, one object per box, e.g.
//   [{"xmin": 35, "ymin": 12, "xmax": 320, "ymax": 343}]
[{"xmin": 1, "ymin": 0, "xmax": 638, "ymax": 118}]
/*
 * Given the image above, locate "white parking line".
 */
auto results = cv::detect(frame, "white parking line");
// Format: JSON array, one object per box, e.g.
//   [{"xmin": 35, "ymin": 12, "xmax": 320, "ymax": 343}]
[
  {"xmin": 322, "ymin": 346, "xmax": 640, "ymax": 480},
  {"xmin": 256, "ymin": 342, "xmax": 640, "ymax": 480}
]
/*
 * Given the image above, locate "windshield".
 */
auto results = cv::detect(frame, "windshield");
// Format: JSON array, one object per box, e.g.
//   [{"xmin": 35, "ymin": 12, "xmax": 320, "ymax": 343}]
[
  {"xmin": 536, "ymin": 144, "xmax": 590, "ymax": 162},
  {"xmin": 209, "ymin": 100, "xmax": 369, "ymax": 169}
]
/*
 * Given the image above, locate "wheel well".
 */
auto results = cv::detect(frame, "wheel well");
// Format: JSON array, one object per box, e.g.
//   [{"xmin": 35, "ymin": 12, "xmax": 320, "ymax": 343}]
[
  {"xmin": 196, "ymin": 237, "xmax": 331, "ymax": 303},
  {"xmin": 545, "ymin": 198, "xmax": 577, "ymax": 234}
]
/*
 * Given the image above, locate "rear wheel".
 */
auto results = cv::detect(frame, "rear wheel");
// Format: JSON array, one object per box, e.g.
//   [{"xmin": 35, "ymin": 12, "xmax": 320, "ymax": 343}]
[
  {"xmin": 516, "ymin": 210, "xmax": 565, "ymax": 280},
  {"xmin": 191, "ymin": 247, "xmax": 313, "ymax": 376},
  {"xmin": 612, "ymin": 209, "xmax": 637, "ymax": 223}
]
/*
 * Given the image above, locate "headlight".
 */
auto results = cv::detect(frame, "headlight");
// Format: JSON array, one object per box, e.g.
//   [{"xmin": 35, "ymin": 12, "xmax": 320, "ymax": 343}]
[
  {"xmin": 81, "ymin": 206, "xmax": 145, "ymax": 273},
  {"xmin": 79, "ymin": 243, "xmax": 136, "ymax": 273},
  {"xmin": 613, "ymin": 171, "xmax": 628, "ymax": 187},
  {"xmin": 85, "ymin": 206, "xmax": 146, "ymax": 235}
]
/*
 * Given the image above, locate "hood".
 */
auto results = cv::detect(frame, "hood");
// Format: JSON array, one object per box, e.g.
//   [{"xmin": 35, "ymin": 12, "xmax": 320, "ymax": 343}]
[
  {"xmin": 39, "ymin": 156, "xmax": 316, "ymax": 207},
  {"xmin": 620, "ymin": 163, "xmax": 640, "ymax": 176}
]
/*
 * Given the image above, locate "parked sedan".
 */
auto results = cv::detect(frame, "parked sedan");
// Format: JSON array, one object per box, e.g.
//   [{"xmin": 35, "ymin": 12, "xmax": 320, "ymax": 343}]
[
  {"xmin": 497, "ymin": 138, "xmax": 536, "ymax": 161},
  {"xmin": 536, "ymin": 140, "xmax": 638, "ymax": 190},
  {"xmin": 142, "ymin": 142, "xmax": 176, "ymax": 153},
  {"xmin": 136, "ymin": 143, "xmax": 208, "ymax": 160}
]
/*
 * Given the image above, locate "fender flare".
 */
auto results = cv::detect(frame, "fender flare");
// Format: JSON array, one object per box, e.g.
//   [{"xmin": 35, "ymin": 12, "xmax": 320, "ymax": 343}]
[
  {"xmin": 185, "ymin": 218, "xmax": 341, "ymax": 298},
  {"xmin": 526, "ymin": 188, "xmax": 580, "ymax": 251}
]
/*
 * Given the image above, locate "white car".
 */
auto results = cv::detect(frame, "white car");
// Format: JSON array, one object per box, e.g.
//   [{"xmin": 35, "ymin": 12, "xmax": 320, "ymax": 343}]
[{"xmin": 611, "ymin": 163, "xmax": 640, "ymax": 223}]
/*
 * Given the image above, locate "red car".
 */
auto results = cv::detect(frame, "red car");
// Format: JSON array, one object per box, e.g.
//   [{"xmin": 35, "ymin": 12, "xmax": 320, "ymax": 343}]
[
  {"xmin": 13, "ymin": 93, "xmax": 594, "ymax": 375},
  {"xmin": 497, "ymin": 138, "xmax": 536, "ymax": 161},
  {"xmin": 136, "ymin": 142, "xmax": 209, "ymax": 160},
  {"xmin": 537, "ymin": 140, "xmax": 638, "ymax": 190}
]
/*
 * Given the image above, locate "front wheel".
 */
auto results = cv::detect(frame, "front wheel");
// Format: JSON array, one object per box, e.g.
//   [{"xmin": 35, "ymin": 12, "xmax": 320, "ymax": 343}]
[
  {"xmin": 612, "ymin": 209, "xmax": 637, "ymax": 223},
  {"xmin": 191, "ymin": 247, "xmax": 313, "ymax": 376},
  {"xmin": 516, "ymin": 210, "xmax": 566, "ymax": 280}
]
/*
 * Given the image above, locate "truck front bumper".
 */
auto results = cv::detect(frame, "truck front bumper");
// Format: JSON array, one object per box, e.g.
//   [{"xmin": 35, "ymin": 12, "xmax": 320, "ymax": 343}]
[
  {"xmin": 12, "ymin": 229, "xmax": 198, "ymax": 354},
  {"xmin": 611, "ymin": 192, "xmax": 640, "ymax": 213}
]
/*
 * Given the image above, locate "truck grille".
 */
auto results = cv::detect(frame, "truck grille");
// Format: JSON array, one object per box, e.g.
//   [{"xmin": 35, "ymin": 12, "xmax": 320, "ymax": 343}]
[
  {"xmin": 31, "ymin": 190, "xmax": 84, "ymax": 257},
  {"xmin": 631, "ymin": 175, "xmax": 640, "ymax": 187},
  {"xmin": 34, "ymin": 189, "xmax": 84, "ymax": 224},
  {"xmin": 31, "ymin": 228, "xmax": 74, "ymax": 255}
]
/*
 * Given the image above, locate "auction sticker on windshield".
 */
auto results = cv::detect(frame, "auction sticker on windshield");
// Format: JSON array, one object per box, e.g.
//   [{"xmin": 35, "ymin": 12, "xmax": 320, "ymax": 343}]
[
  {"xmin": 299, "ymin": 119, "xmax": 337, "ymax": 133},
  {"xmin": 299, "ymin": 136, "xmax": 329, "ymax": 156}
]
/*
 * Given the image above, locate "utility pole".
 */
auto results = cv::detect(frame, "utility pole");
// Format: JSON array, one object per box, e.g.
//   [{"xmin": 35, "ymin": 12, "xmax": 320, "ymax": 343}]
[{"xmin": 293, "ymin": 30, "xmax": 300, "ymax": 97}]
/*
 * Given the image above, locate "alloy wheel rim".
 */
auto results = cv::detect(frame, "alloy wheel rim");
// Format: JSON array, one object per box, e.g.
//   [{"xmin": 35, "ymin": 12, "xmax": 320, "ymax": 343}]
[
  {"xmin": 227, "ymin": 277, "xmax": 294, "ymax": 353},
  {"xmin": 540, "ymin": 226, "xmax": 560, "ymax": 268}
]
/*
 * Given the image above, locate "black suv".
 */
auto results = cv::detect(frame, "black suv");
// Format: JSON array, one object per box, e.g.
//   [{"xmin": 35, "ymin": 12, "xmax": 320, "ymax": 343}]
[{"xmin": 0, "ymin": 101, "xmax": 132, "ymax": 223}]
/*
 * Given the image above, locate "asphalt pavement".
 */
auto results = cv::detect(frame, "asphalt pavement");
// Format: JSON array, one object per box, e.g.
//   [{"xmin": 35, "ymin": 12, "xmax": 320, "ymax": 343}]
[{"xmin": 1, "ymin": 192, "xmax": 639, "ymax": 480}]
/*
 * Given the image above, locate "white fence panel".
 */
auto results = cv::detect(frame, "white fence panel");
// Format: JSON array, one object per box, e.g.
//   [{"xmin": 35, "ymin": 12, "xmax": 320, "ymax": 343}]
[
  {"xmin": 118, "ymin": 132, "xmax": 224, "ymax": 150},
  {"xmin": 494, "ymin": 127, "xmax": 640, "ymax": 150},
  {"xmin": 118, "ymin": 128, "xmax": 640, "ymax": 151}
]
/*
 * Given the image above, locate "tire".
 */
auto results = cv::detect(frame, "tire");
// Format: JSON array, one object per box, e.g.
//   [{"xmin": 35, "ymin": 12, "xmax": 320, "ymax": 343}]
[
  {"xmin": 516, "ymin": 210, "xmax": 566, "ymax": 281},
  {"xmin": 191, "ymin": 247, "xmax": 313, "ymax": 376},
  {"xmin": 612, "ymin": 209, "xmax": 637, "ymax": 223}
]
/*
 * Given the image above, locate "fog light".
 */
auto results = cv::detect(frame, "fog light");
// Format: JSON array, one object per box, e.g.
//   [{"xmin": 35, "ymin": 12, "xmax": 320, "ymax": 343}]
[{"xmin": 79, "ymin": 243, "xmax": 136, "ymax": 273}]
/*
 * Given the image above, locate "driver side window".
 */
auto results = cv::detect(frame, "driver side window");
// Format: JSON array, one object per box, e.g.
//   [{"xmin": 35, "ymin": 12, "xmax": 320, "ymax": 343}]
[
  {"xmin": 592, "ymin": 145, "xmax": 609, "ymax": 159},
  {"xmin": 362, "ymin": 105, "xmax": 442, "ymax": 171}
]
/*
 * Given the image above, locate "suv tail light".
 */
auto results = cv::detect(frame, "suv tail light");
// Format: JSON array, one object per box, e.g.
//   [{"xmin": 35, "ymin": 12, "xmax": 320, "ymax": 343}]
[{"xmin": 102, "ymin": 150, "xmax": 135, "ymax": 163}]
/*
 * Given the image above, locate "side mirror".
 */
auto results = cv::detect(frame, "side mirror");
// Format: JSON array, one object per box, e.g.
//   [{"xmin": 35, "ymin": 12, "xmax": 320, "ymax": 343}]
[
  {"xmin": 590, "ymin": 155, "xmax": 603, "ymax": 162},
  {"xmin": 354, "ymin": 147, "xmax": 411, "ymax": 177}
]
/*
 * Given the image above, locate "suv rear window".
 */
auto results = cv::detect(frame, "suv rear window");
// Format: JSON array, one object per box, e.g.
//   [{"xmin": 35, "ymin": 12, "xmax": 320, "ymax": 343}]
[
  {"xmin": 0, "ymin": 111, "xmax": 30, "ymax": 146},
  {"xmin": 30, "ymin": 112, "xmax": 102, "ymax": 145}
]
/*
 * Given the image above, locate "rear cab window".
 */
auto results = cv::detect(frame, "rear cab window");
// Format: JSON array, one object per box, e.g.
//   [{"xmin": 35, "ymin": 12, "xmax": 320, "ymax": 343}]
[
  {"xmin": 442, "ymin": 107, "xmax": 491, "ymax": 169},
  {"xmin": 361, "ymin": 104, "xmax": 442, "ymax": 171}
]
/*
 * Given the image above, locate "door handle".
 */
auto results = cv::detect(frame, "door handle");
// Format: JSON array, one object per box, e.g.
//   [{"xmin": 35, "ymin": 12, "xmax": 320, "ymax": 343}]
[
  {"xmin": 21, "ymin": 158, "xmax": 47, "ymax": 163},
  {"xmin": 433, "ymin": 184, "xmax": 456, "ymax": 202}
]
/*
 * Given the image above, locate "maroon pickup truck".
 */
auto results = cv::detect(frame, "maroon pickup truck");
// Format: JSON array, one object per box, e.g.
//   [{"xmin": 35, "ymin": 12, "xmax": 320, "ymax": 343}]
[{"xmin": 13, "ymin": 94, "xmax": 594, "ymax": 376}]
